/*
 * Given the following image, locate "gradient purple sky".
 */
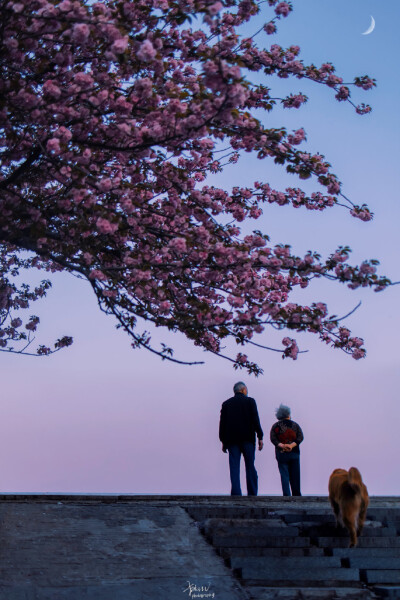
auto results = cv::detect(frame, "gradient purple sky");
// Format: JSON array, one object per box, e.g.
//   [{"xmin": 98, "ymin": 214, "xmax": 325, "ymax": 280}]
[{"xmin": 1, "ymin": 0, "xmax": 399, "ymax": 495}]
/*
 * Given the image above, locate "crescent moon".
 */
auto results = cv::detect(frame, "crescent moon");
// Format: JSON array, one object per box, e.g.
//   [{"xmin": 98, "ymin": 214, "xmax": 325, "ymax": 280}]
[{"xmin": 362, "ymin": 16, "xmax": 375, "ymax": 35}]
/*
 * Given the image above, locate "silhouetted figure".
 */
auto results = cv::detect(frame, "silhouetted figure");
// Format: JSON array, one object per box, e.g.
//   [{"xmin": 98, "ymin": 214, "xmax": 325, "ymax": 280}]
[
  {"xmin": 270, "ymin": 404, "xmax": 304, "ymax": 496},
  {"xmin": 219, "ymin": 382, "xmax": 264, "ymax": 496}
]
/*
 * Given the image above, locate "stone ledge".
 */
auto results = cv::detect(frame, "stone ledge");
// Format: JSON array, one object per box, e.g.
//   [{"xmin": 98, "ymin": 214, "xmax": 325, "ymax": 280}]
[{"xmin": 0, "ymin": 494, "xmax": 398, "ymax": 504}]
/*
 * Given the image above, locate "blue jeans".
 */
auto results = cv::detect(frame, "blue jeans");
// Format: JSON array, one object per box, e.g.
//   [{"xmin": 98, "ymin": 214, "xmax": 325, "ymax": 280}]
[
  {"xmin": 228, "ymin": 442, "xmax": 258, "ymax": 496},
  {"xmin": 276, "ymin": 451, "xmax": 301, "ymax": 496}
]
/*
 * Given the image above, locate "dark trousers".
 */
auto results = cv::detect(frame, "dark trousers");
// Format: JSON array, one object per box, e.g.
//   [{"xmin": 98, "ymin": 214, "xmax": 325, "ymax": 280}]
[
  {"xmin": 227, "ymin": 442, "xmax": 258, "ymax": 496},
  {"xmin": 276, "ymin": 452, "xmax": 301, "ymax": 496}
]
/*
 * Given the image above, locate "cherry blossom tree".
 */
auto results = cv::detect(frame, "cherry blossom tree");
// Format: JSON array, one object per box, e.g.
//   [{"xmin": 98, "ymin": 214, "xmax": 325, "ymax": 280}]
[{"xmin": 0, "ymin": 0, "xmax": 392, "ymax": 373}]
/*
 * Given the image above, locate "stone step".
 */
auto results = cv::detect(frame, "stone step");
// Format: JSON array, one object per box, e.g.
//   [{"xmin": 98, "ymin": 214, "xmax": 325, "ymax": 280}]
[
  {"xmin": 203, "ymin": 518, "xmax": 394, "ymax": 536},
  {"xmin": 284, "ymin": 514, "xmax": 337, "ymax": 524},
  {"xmin": 213, "ymin": 535, "xmax": 311, "ymax": 548},
  {"xmin": 246, "ymin": 586, "xmax": 379, "ymax": 599},
  {"xmin": 187, "ymin": 507, "xmax": 275, "ymax": 520},
  {"xmin": 299, "ymin": 525, "xmax": 396, "ymax": 538},
  {"xmin": 359, "ymin": 527, "xmax": 396, "ymax": 537},
  {"xmin": 363, "ymin": 571, "xmax": 400, "ymax": 585},
  {"xmin": 229, "ymin": 556, "xmax": 342, "ymax": 570},
  {"xmin": 316, "ymin": 537, "xmax": 400, "ymax": 548},
  {"xmin": 333, "ymin": 548, "xmax": 400, "ymax": 558},
  {"xmin": 348, "ymin": 557, "xmax": 400, "ymax": 570},
  {"xmin": 286, "ymin": 514, "xmax": 379, "ymax": 523},
  {"xmin": 238, "ymin": 566, "xmax": 360, "ymax": 584},
  {"xmin": 189, "ymin": 506, "xmax": 400, "ymax": 522},
  {"xmin": 203, "ymin": 517, "xmax": 292, "ymax": 531},
  {"xmin": 283, "ymin": 512, "xmax": 384, "ymax": 523},
  {"xmin": 205, "ymin": 525, "xmax": 299, "ymax": 537},
  {"xmin": 219, "ymin": 546, "xmax": 325, "ymax": 558},
  {"xmin": 372, "ymin": 585, "xmax": 400, "ymax": 598},
  {"xmin": 366, "ymin": 509, "xmax": 400, "ymax": 520},
  {"xmin": 188, "ymin": 501, "xmax": 400, "ymax": 596},
  {"xmin": 274, "ymin": 510, "xmax": 336, "ymax": 519}
]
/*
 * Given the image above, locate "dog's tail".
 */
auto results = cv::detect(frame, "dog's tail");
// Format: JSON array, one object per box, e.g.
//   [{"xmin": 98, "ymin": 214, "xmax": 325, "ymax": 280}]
[{"xmin": 347, "ymin": 467, "xmax": 362, "ymax": 493}]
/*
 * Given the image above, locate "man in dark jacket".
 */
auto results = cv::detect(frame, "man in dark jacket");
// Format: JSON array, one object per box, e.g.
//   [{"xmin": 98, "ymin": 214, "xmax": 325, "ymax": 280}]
[{"xmin": 219, "ymin": 382, "xmax": 264, "ymax": 496}]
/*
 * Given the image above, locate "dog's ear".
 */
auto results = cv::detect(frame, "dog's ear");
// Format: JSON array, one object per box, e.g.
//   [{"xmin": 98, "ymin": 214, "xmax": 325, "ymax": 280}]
[{"xmin": 348, "ymin": 467, "xmax": 362, "ymax": 484}]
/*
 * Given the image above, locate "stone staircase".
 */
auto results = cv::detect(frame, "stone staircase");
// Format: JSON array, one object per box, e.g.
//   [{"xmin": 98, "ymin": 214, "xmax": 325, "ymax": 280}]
[
  {"xmin": 184, "ymin": 498, "xmax": 400, "ymax": 600},
  {"xmin": 0, "ymin": 494, "xmax": 398, "ymax": 599}
]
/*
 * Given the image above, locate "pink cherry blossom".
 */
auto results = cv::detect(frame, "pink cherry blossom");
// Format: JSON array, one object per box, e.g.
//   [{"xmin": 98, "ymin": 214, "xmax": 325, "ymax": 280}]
[
  {"xmin": 46, "ymin": 138, "xmax": 61, "ymax": 154},
  {"xmin": 0, "ymin": 0, "xmax": 390, "ymax": 369},
  {"xmin": 208, "ymin": 2, "xmax": 223, "ymax": 15},
  {"xmin": 264, "ymin": 22, "xmax": 277, "ymax": 35},
  {"xmin": 137, "ymin": 39, "xmax": 156, "ymax": 62},
  {"xmin": 72, "ymin": 23, "xmax": 90, "ymax": 43},
  {"xmin": 42, "ymin": 80, "xmax": 61, "ymax": 99},
  {"xmin": 275, "ymin": 2, "xmax": 291, "ymax": 17},
  {"xmin": 111, "ymin": 36, "xmax": 128, "ymax": 54},
  {"xmin": 89, "ymin": 270, "xmax": 107, "ymax": 281},
  {"xmin": 96, "ymin": 218, "xmax": 118, "ymax": 234},
  {"xmin": 287, "ymin": 128, "xmax": 306, "ymax": 145},
  {"xmin": 282, "ymin": 93, "xmax": 307, "ymax": 109},
  {"xmin": 335, "ymin": 86, "xmax": 350, "ymax": 101}
]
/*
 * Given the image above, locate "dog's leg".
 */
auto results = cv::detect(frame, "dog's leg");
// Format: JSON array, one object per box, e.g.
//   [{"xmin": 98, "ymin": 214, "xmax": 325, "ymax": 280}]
[
  {"xmin": 343, "ymin": 515, "xmax": 357, "ymax": 547},
  {"xmin": 357, "ymin": 500, "xmax": 367, "ymax": 536},
  {"xmin": 330, "ymin": 499, "xmax": 341, "ymax": 527}
]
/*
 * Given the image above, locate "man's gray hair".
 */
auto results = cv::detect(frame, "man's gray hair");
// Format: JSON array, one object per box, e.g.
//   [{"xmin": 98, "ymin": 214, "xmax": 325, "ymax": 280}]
[
  {"xmin": 276, "ymin": 404, "xmax": 291, "ymax": 420},
  {"xmin": 233, "ymin": 381, "xmax": 247, "ymax": 394}
]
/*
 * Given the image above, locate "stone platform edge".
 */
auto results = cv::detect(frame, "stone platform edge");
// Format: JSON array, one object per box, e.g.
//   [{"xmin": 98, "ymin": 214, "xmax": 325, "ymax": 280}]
[{"xmin": 0, "ymin": 494, "xmax": 398, "ymax": 503}]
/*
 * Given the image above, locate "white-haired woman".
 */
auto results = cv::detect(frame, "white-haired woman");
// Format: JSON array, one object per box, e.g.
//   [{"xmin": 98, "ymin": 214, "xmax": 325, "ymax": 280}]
[{"xmin": 270, "ymin": 404, "xmax": 304, "ymax": 496}]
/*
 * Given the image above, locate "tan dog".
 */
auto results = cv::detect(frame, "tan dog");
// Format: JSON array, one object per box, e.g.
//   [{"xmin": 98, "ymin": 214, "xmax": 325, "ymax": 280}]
[{"xmin": 328, "ymin": 467, "xmax": 369, "ymax": 547}]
